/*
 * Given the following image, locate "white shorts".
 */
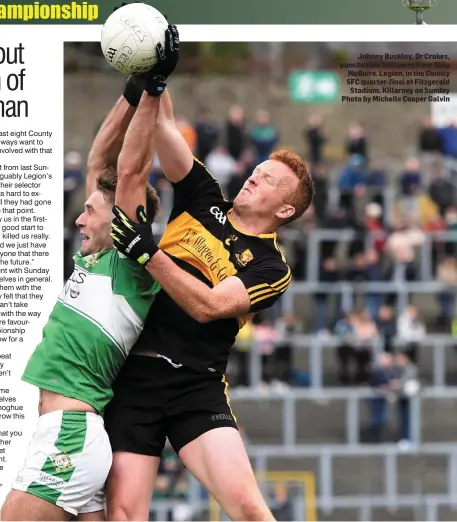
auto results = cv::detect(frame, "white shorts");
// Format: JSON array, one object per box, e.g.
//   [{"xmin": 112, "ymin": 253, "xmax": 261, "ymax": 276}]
[{"xmin": 12, "ymin": 410, "xmax": 112, "ymax": 516}]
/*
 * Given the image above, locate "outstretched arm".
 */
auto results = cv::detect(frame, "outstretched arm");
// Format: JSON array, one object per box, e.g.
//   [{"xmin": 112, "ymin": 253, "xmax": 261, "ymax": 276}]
[
  {"xmin": 154, "ymin": 88, "xmax": 194, "ymax": 183},
  {"xmin": 115, "ymin": 92, "xmax": 160, "ymax": 221},
  {"xmin": 86, "ymin": 96, "xmax": 136, "ymax": 197}
]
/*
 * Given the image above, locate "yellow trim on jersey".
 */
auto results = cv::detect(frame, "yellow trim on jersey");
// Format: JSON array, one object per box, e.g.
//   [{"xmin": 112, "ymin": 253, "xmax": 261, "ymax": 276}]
[
  {"xmin": 250, "ymin": 285, "xmax": 291, "ymax": 306},
  {"xmin": 226, "ymin": 209, "xmax": 277, "ymax": 239},
  {"xmin": 222, "ymin": 375, "xmax": 237, "ymax": 423},
  {"xmin": 246, "ymin": 266, "xmax": 292, "ymax": 295},
  {"xmin": 249, "ymin": 274, "xmax": 292, "ymax": 300},
  {"xmin": 250, "ymin": 274, "xmax": 292, "ymax": 306},
  {"xmin": 274, "ymin": 237, "xmax": 286, "ymax": 262}
]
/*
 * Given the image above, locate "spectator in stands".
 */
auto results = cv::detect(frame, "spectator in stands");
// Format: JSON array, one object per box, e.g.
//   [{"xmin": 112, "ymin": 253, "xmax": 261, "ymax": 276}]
[
  {"xmin": 304, "ymin": 114, "xmax": 326, "ymax": 165},
  {"xmin": 396, "ymin": 188, "xmax": 439, "ymax": 232},
  {"xmin": 314, "ymin": 257, "xmax": 340, "ymax": 334},
  {"xmin": 334, "ymin": 312, "xmax": 356, "ymax": 385},
  {"xmin": 338, "ymin": 153, "xmax": 367, "ymax": 213},
  {"xmin": 391, "ymin": 352, "xmax": 420, "ymax": 449},
  {"xmin": 338, "ymin": 153, "xmax": 366, "ymax": 193},
  {"xmin": 366, "ymin": 157, "xmax": 387, "ymax": 211},
  {"xmin": 364, "ymin": 203, "xmax": 385, "ymax": 255},
  {"xmin": 365, "ymin": 248, "xmax": 384, "ymax": 320},
  {"xmin": 399, "ymin": 157, "xmax": 422, "ymax": 196},
  {"xmin": 225, "ymin": 104, "xmax": 247, "ymax": 160},
  {"xmin": 205, "ymin": 144, "xmax": 237, "ymax": 196},
  {"xmin": 396, "ymin": 305, "xmax": 426, "ymax": 363},
  {"xmin": 334, "ymin": 309, "xmax": 377, "ymax": 385},
  {"xmin": 376, "ymin": 305, "xmax": 396, "ymax": 354},
  {"xmin": 252, "ymin": 315, "xmax": 281, "ymax": 388},
  {"xmin": 346, "ymin": 122, "xmax": 368, "ymax": 161},
  {"xmin": 250, "ymin": 109, "xmax": 279, "ymax": 163},
  {"xmin": 367, "ymin": 352, "xmax": 395, "ymax": 443},
  {"xmin": 428, "ymin": 161, "xmax": 456, "ymax": 217},
  {"xmin": 419, "ymin": 117, "xmax": 443, "ymax": 154},
  {"xmin": 271, "ymin": 314, "xmax": 298, "ymax": 388},
  {"xmin": 345, "ymin": 251, "xmax": 369, "ymax": 284},
  {"xmin": 385, "ymin": 217, "xmax": 425, "ymax": 283},
  {"xmin": 439, "ymin": 121, "xmax": 457, "ymax": 159},
  {"xmin": 436, "ymin": 255, "xmax": 457, "ymax": 330},
  {"xmin": 351, "ymin": 309, "xmax": 378, "ymax": 383},
  {"xmin": 423, "ymin": 209, "xmax": 446, "ymax": 277},
  {"xmin": 194, "ymin": 106, "xmax": 219, "ymax": 162},
  {"xmin": 367, "ymin": 157, "xmax": 387, "ymax": 191}
]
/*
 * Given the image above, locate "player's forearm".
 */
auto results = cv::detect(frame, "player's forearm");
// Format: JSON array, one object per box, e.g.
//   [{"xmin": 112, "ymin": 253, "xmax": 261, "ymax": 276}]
[
  {"xmin": 86, "ymin": 96, "xmax": 136, "ymax": 196},
  {"xmin": 145, "ymin": 250, "xmax": 217, "ymax": 323},
  {"xmin": 154, "ymin": 90, "xmax": 194, "ymax": 182},
  {"xmin": 117, "ymin": 92, "xmax": 160, "ymax": 178},
  {"xmin": 158, "ymin": 88, "xmax": 174, "ymax": 123}
]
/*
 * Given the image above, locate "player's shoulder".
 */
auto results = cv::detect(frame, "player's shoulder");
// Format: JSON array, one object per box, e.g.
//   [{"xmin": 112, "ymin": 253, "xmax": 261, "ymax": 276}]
[
  {"xmin": 168, "ymin": 157, "xmax": 227, "ymax": 222},
  {"xmin": 237, "ymin": 233, "xmax": 290, "ymax": 276},
  {"xmin": 249, "ymin": 233, "xmax": 288, "ymax": 263},
  {"xmin": 173, "ymin": 156, "xmax": 217, "ymax": 186}
]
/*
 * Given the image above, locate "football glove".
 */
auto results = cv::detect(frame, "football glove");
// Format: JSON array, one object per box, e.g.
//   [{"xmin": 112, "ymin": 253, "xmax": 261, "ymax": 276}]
[
  {"xmin": 143, "ymin": 24, "xmax": 180, "ymax": 97},
  {"xmin": 122, "ymin": 25, "xmax": 179, "ymax": 101},
  {"xmin": 111, "ymin": 205, "xmax": 158, "ymax": 265}
]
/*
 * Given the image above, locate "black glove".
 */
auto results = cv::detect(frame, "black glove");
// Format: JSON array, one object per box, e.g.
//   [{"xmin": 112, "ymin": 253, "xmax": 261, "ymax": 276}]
[
  {"xmin": 111, "ymin": 205, "xmax": 158, "ymax": 265},
  {"xmin": 142, "ymin": 24, "xmax": 180, "ymax": 97},
  {"xmin": 123, "ymin": 74, "xmax": 143, "ymax": 107},
  {"xmin": 151, "ymin": 24, "xmax": 180, "ymax": 79}
]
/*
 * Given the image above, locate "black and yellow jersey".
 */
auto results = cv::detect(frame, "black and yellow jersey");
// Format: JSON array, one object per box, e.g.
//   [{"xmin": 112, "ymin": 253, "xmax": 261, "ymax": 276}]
[{"xmin": 135, "ymin": 158, "xmax": 291, "ymax": 373}]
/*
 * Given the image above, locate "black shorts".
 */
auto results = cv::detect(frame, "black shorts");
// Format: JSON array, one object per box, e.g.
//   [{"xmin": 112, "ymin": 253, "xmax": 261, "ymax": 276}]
[{"xmin": 104, "ymin": 355, "xmax": 238, "ymax": 457}]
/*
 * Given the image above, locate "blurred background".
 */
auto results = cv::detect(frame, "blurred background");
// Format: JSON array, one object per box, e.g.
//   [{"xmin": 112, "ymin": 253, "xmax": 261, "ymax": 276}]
[{"xmin": 65, "ymin": 41, "xmax": 457, "ymax": 521}]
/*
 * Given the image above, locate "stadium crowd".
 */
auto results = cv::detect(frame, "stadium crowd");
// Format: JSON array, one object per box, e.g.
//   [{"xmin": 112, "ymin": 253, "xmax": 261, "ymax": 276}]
[{"xmin": 64, "ymin": 105, "xmax": 457, "ymax": 378}]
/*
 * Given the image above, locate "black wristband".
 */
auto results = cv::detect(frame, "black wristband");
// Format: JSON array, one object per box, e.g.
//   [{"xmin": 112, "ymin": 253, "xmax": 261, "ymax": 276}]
[{"xmin": 123, "ymin": 75, "xmax": 143, "ymax": 107}]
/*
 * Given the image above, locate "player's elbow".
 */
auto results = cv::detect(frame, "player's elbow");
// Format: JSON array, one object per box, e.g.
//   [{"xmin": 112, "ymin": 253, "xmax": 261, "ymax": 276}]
[
  {"xmin": 192, "ymin": 301, "xmax": 222, "ymax": 323},
  {"xmin": 193, "ymin": 307, "xmax": 215, "ymax": 323},
  {"xmin": 117, "ymin": 162, "xmax": 138, "ymax": 180}
]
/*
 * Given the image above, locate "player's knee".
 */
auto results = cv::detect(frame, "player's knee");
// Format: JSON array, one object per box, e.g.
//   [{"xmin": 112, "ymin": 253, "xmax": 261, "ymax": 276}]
[
  {"xmin": 107, "ymin": 502, "xmax": 148, "ymax": 521},
  {"xmin": 233, "ymin": 492, "xmax": 272, "ymax": 521},
  {"xmin": 106, "ymin": 504, "xmax": 128, "ymax": 521}
]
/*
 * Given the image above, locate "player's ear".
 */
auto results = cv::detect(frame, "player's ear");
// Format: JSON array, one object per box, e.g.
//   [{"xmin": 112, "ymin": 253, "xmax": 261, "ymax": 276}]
[{"xmin": 276, "ymin": 205, "xmax": 295, "ymax": 221}]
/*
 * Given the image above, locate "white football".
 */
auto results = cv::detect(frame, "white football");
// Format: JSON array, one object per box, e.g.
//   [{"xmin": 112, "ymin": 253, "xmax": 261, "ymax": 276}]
[{"xmin": 101, "ymin": 2, "xmax": 167, "ymax": 75}]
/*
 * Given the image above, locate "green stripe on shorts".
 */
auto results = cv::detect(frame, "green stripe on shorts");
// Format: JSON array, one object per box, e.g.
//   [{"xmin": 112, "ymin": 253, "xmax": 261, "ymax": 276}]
[
  {"xmin": 26, "ymin": 411, "xmax": 88, "ymax": 503},
  {"xmin": 26, "ymin": 482, "xmax": 62, "ymax": 504}
]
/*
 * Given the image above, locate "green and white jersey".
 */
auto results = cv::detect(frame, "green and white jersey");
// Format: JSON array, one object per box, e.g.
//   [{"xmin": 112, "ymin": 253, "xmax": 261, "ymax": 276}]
[{"xmin": 22, "ymin": 249, "xmax": 160, "ymax": 413}]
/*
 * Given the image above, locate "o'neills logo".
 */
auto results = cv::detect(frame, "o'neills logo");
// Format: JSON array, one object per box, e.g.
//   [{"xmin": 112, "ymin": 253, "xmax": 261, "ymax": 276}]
[{"xmin": 180, "ymin": 230, "xmax": 228, "ymax": 282}]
